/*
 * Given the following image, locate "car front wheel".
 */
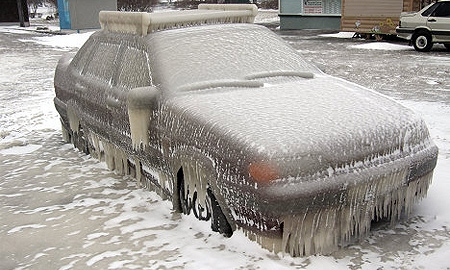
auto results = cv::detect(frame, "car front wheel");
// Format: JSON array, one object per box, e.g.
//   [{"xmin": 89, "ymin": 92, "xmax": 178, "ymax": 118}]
[
  {"xmin": 412, "ymin": 31, "xmax": 433, "ymax": 52},
  {"xmin": 177, "ymin": 167, "xmax": 232, "ymax": 237}
]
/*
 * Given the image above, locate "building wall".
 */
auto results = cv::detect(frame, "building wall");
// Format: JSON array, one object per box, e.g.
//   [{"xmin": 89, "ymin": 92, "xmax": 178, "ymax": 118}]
[
  {"xmin": 58, "ymin": 0, "xmax": 117, "ymax": 30},
  {"xmin": 279, "ymin": 0, "xmax": 341, "ymax": 30},
  {"xmin": 280, "ymin": 14, "xmax": 341, "ymax": 30},
  {"xmin": 343, "ymin": 0, "xmax": 403, "ymax": 17},
  {"xmin": 340, "ymin": 0, "xmax": 433, "ymax": 34}
]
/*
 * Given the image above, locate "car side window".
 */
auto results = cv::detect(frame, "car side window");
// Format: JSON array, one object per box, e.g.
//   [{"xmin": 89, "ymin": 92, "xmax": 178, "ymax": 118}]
[
  {"xmin": 433, "ymin": 2, "xmax": 450, "ymax": 17},
  {"xmin": 116, "ymin": 46, "xmax": 151, "ymax": 89},
  {"xmin": 83, "ymin": 42, "xmax": 121, "ymax": 85},
  {"xmin": 422, "ymin": 3, "xmax": 439, "ymax": 17},
  {"xmin": 70, "ymin": 39, "xmax": 95, "ymax": 74}
]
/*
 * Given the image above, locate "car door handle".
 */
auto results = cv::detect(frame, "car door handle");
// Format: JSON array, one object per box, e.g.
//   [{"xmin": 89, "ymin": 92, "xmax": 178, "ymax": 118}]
[{"xmin": 428, "ymin": 19, "xmax": 436, "ymax": 22}]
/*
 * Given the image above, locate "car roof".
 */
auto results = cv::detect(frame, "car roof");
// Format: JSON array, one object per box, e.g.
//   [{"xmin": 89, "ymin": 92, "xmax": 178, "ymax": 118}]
[{"xmin": 99, "ymin": 4, "xmax": 258, "ymax": 36}]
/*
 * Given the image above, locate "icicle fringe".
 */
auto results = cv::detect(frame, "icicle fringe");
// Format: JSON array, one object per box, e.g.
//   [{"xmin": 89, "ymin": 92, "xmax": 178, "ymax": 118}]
[
  {"xmin": 244, "ymin": 171, "xmax": 433, "ymax": 257},
  {"xmin": 66, "ymin": 124, "xmax": 434, "ymax": 257}
]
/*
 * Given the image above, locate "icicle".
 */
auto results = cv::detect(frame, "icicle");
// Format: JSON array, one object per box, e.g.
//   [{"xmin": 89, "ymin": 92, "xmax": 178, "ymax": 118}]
[
  {"xmin": 61, "ymin": 123, "xmax": 70, "ymax": 143},
  {"xmin": 127, "ymin": 86, "xmax": 158, "ymax": 151},
  {"xmin": 66, "ymin": 106, "xmax": 80, "ymax": 134},
  {"xmin": 135, "ymin": 157, "xmax": 142, "ymax": 188},
  {"xmin": 103, "ymin": 140, "xmax": 115, "ymax": 170},
  {"xmin": 128, "ymin": 108, "xmax": 151, "ymax": 150}
]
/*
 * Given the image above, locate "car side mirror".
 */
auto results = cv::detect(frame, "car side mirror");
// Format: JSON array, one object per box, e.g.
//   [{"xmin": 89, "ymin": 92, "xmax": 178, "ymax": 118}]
[{"xmin": 127, "ymin": 86, "xmax": 159, "ymax": 150}]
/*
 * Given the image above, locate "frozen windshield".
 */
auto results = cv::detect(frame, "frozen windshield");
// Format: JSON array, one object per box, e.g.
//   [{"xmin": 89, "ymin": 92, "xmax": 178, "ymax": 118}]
[{"xmin": 147, "ymin": 24, "xmax": 314, "ymax": 92}]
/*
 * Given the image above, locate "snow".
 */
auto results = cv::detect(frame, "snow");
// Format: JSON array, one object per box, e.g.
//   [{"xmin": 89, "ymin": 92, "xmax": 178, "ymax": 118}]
[
  {"xmin": 21, "ymin": 31, "xmax": 94, "ymax": 49},
  {"xmin": 1, "ymin": 17, "xmax": 450, "ymax": 269},
  {"xmin": 350, "ymin": 42, "xmax": 413, "ymax": 51},
  {"xmin": 319, "ymin": 31, "xmax": 356, "ymax": 39},
  {"xmin": 319, "ymin": 31, "xmax": 413, "ymax": 50},
  {"xmin": 0, "ymin": 144, "xmax": 42, "ymax": 155}
]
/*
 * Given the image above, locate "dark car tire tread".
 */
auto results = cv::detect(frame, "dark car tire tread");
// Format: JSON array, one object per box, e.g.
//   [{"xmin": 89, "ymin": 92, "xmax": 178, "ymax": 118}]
[{"xmin": 208, "ymin": 187, "xmax": 233, "ymax": 237}]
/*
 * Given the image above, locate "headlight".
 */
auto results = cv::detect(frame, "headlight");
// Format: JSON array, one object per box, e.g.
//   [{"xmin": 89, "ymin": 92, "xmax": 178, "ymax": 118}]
[
  {"xmin": 248, "ymin": 161, "xmax": 280, "ymax": 183},
  {"xmin": 248, "ymin": 156, "xmax": 326, "ymax": 184}
]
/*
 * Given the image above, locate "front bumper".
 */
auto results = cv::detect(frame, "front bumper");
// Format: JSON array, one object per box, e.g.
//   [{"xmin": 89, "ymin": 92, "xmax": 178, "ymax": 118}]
[
  {"xmin": 258, "ymin": 144, "xmax": 437, "ymax": 214},
  {"xmin": 235, "ymin": 143, "xmax": 438, "ymax": 255}
]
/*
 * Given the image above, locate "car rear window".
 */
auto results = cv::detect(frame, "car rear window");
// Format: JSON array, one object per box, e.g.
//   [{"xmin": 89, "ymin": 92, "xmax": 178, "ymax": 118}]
[
  {"xmin": 70, "ymin": 38, "xmax": 95, "ymax": 74},
  {"xmin": 116, "ymin": 46, "xmax": 151, "ymax": 89},
  {"xmin": 422, "ymin": 2, "xmax": 439, "ymax": 16}
]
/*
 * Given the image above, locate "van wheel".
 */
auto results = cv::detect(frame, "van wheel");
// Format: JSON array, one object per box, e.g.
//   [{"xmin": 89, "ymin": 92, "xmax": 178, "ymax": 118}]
[{"xmin": 413, "ymin": 31, "xmax": 433, "ymax": 52}]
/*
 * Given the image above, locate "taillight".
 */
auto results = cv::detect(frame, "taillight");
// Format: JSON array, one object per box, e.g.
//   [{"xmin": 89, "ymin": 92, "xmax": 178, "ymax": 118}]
[{"xmin": 249, "ymin": 162, "xmax": 280, "ymax": 183}]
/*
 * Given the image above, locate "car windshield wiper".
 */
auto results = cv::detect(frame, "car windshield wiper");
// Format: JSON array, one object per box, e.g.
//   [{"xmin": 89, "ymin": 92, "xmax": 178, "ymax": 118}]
[
  {"xmin": 244, "ymin": 70, "xmax": 314, "ymax": 80},
  {"xmin": 177, "ymin": 79, "xmax": 264, "ymax": 92}
]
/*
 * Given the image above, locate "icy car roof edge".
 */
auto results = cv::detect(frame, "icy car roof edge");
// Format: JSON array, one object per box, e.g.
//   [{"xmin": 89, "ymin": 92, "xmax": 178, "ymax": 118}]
[{"xmin": 99, "ymin": 4, "xmax": 258, "ymax": 36}]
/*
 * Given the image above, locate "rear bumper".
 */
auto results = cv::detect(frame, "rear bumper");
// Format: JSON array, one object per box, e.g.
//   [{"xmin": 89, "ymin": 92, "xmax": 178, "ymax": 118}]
[{"xmin": 396, "ymin": 27, "xmax": 414, "ymax": 40}]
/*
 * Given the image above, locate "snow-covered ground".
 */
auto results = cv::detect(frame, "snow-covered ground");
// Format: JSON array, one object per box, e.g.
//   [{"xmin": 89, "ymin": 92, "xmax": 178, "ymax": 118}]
[{"xmin": 1, "ymin": 15, "xmax": 450, "ymax": 269}]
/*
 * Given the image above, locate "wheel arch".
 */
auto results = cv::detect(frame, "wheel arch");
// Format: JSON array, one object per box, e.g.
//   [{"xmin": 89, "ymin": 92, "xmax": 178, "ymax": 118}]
[
  {"xmin": 413, "ymin": 27, "xmax": 433, "ymax": 41},
  {"xmin": 172, "ymin": 150, "xmax": 237, "ymax": 232},
  {"xmin": 413, "ymin": 26, "xmax": 432, "ymax": 34}
]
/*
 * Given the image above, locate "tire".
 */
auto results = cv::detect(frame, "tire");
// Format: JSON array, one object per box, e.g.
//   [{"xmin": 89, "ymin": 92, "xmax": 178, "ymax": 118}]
[
  {"xmin": 445, "ymin": 44, "xmax": 450, "ymax": 51},
  {"xmin": 412, "ymin": 31, "xmax": 433, "ymax": 52},
  {"xmin": 208, "ymin": 187, "xmax": 233, "ymax": 237},
  {"xmin": 178, "ymin": 167, "xmax": 232, "ymax": 237},
  {"xmin": 192, "ymin": 190, "xmax": 211, "ymax": 221},
  {"xmin": 178, "ymin": 169, "xmax": 191, "ymax": 215}
]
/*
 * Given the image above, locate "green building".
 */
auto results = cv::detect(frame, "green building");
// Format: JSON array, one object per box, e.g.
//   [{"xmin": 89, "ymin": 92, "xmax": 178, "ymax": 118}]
[{"xmin": 279, "ymin": 0, "xmax": 341, "ymax": 30}]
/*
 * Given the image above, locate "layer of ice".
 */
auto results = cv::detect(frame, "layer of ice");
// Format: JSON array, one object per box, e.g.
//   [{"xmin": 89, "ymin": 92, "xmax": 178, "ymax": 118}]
[{"xmin": 55, "ymin": 21, "xmax": 438, "ymax": 257}]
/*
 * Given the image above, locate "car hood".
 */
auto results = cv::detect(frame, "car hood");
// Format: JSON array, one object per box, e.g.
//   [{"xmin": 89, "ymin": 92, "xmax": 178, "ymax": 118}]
[{"xmin": 165, "ymin": 75, "xmax": 431, "ymax": 172}]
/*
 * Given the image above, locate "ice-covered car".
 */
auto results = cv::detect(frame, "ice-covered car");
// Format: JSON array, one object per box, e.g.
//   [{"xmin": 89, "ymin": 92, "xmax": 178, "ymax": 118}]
[
  {"xmin": 396, "ymin": 0, "xmax": 450, "ymax": 52},
  {"xmin": 54, "ymin": 4, "xmax": 438, "ymax": 256}
]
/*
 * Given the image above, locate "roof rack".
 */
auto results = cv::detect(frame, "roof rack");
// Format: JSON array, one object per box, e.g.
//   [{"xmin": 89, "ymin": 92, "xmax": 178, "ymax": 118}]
[{"xmin": 99, "ymin": 4, "xmax": 258, "ymax": 36}]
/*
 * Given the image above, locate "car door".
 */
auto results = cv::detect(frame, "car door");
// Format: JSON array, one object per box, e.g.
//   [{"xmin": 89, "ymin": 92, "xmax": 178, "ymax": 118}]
[
  {"xmin": 109, "ymin": 42, "xmax": 168, "ymax": 184},
  {"xmin": 79, "ymin": 40, "xmax": 121, "ymax": 141},
  {"xmin": 108, "ymin": 44, "xmax": 152, "ymax": 149},
  {"xmin": 427, "ymin": 1, "xmax": 450, "ymax": 41}
]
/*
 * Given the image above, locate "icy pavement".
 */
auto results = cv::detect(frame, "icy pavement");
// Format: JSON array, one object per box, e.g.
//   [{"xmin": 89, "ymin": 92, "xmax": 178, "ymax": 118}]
[{"xmin": 1, "ymin": 20, "xmax": 450, "ymax": 269}]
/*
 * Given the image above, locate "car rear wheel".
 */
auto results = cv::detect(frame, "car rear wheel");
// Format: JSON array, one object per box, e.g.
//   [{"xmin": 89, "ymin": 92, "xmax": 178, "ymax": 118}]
[{"xmin": 412, "ymin": 31, "xmax": 433, "ymax": 52}]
